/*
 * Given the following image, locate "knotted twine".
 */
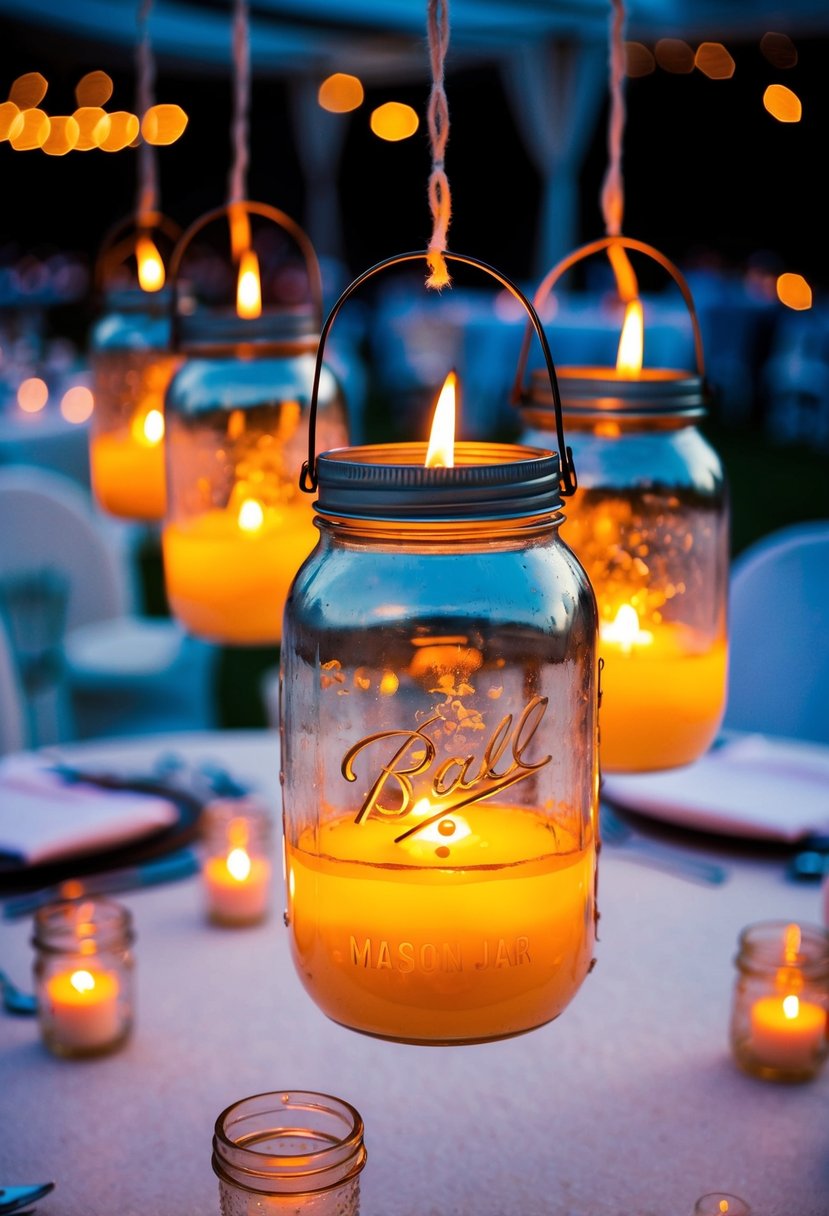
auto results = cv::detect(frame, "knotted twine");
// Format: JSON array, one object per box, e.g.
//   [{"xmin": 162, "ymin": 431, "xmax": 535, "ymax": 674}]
[
  {"xmin": 425, "ymin": 0, "xmax": 452, "ymax": 289},
  {"xmin": 600, "ymin": 0, "xmax": 637, "ymax": 302}
]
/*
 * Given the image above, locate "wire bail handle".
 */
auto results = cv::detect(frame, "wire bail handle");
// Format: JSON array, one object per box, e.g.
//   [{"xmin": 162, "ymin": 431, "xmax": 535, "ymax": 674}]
[
  {"xmin": 93, "ymin": 210, "xmax": 182, "ymax": 301},
  {"xmin": 510, "ymin": 235, "xmax": 708, "ymax": 406},
  {"xmin": 167, "ymin": 199, "xmax": 325, "ymax": 353},
  {"xmin": 300, "ymin": 249, "xmax": 577, "ymax": 497}
]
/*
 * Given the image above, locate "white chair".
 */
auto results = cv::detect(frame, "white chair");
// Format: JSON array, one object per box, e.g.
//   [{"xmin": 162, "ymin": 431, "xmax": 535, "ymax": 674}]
[
  {"xmin": 723, "ymin": 520, "xmax": 829, "ymax": 744},
  {"xmin": 0, "ymin": 465, "xmax": 219, "ymax": 744}
]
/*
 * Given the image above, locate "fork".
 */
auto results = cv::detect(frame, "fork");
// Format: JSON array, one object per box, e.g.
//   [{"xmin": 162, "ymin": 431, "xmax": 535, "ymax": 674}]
[{"xmin": 599, "ymin": 802, "xmax": 729, "ymax": 886}]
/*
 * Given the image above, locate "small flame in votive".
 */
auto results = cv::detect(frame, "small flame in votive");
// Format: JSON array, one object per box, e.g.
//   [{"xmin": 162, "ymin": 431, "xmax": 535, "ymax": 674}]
[
  {"xmin": 70, "ymin": 969, "xmax": 96, "ymax": 993},
  {"xmin": 782, "ymin": 994, "xmax": 800, "ymax": 1019},
  {"xmin": 600, "ymin": 604, "xmax": 653, "ymax": 654},
  {"xmin": 226, "ymin": 847, "xmax": 252, "ymax": 881},
  {"xmin": 719, "ymin": 1203, "xmax": 729, "ymax": 1214},
  {"xmin": 616, "ymin": 298, "xmax": 644, "ymax": 376},
  {"xmin": 136, "ymin": 235, "xmax": 165, "ymax": 292},
  {"xmin": 425, "ymin": 370, "xmax": 457, "ymax": 468},
  {"xmin": 236, "ymin": 249, "xmax": 262, "ymax": 319},
  {"xmin": 143, "ymin": 408, "xmax": 164, "ymax": 445},
  {"xmin": 238, "ymin": 498, "xmax": 264, "ymax": 533}
]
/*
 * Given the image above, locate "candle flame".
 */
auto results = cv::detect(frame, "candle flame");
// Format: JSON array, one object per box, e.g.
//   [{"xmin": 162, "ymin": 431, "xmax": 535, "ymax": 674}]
[
  {"xmin": 719, "ymin": 1203, "xmax": 729, "ymax": 1214},
  {"xmin": 143, "ymin": 408, "xmax": 164, "ymax": 445},
  {"xmin": 70, "ymin": 969, "xmax": 96, "ymax": 994},
  {"xmin": 237, "ymin": 497, "xmax": 264, "ymax": 533},
  {"xmin": 226, "ymin": 847, "xmax": 252, "ymax": 881},
  {"xmin": 784, "ymin": 922, "xmax": 802, "ymax": 964},
  {"xmin": 425, "ymin": 370, "xmax": 457, "ymax": 468},
  {"xmin": 616, "ymin": 298, "xmax": 644, "ymax": 376},
  {"xmin": 136, "ymin": 235, "xmax": 165, "ymax": 292},
  {"xmin": 782, "ymin": 994, "xmax": 800, "ymax": 1020},
  {"xmin": 236, "ymin": 249, "xmax": 262, "ymax": 319},
  {"xmin": 600, "ymin": 604, "xmax": 653, "ymax": 654}
]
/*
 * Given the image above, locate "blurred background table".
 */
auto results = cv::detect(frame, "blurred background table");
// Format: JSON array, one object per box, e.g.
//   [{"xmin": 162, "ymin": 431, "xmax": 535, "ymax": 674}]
[{"xmin": 1, "ymin": 729, "xmax": 826, "ymax": 1216}]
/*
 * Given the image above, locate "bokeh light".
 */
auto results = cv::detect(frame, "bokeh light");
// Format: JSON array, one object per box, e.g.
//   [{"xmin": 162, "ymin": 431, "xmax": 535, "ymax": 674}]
[
  {"xmin": 760, "ymin": 32, "xmax": 798, "ymax": 69},
  {"xmin": 60, "ymin": 385, "xmax": 95, "ymax": 424},
  {"xmin": 0, "ymin": 100, "xmax": 20, "ymax": 140},
  {"xmin": 141, "ymin": 103, "xmax": 188, "ymax": 145},
  {"xmin": 370, "ymin": 101, "xmax": 419, "ymax": 142},
  {"xmin": 318, "ymin": 73, "xmax": 364, "ymax": 113},
  {"xmin": 9, "ymin": 71, "xmax": 48, "ymax": 109},
  {"xmin": 624, "ymin": 42, "xmax": 655, "ymax": 78},
  {"xmin": 74, "ymin": 106, "xmax": 111, "ymax": 149},
  {"xmin": 9, "ymin": 108, "xmax": 50, "ymax": 150},
  {"xmin": 42, "ymin": 115, "xmax": 80, "ymax": 156},
  {"xmin": 654, "ymin": 39, "xmax": 695, "ymax": 74},
  {"xmin": 17, "ymin": 377, "xmax": 48, "ymax": 413},
  {"xmin": 763, "ymin": 84, "xmax": 802, "ymax": 123},
  {"xmin": 75, "ymin": 70, "xmax": 113, "ymax": 107},
  {"xmin": 695, "ymin": 43, "xmax": 735, "ymax": 80},
  {"xmin": 776, "ymin": 273, "xmax": 812, "ymax": 311},
  {"xmin": 99, "ymin": 111, "xmax": 140, "ymax": 152}
]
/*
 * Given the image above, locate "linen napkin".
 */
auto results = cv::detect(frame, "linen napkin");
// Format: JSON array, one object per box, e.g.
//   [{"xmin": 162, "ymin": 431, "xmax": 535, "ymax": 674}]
[
  {"xmin": 0, "ymin": 753, "xmax": 180, "ymax": 866},
  {"xmin": 601, "ymin": 732, "xmax": 829, "ymax": 841}
]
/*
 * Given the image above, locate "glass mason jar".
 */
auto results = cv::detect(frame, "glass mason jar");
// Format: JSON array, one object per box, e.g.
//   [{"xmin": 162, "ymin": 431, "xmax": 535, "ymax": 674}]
[
  {"xmin": 161, "ymin": 202, "xmax": 350, "ymax": 646},
  {"xmin": 32, "ymin": 897, "xmax": 135, "ymax": 1058},
  {"xmin": 201, "ymin": 795, "xmax": 275, "ymax": 927},
  {"xmin": 88, "ymin": 213, "xmax": 181, "ymax": 522},
  {"xmin": 212, "ymin": 1090, "xmax": 366, "ymax": 1216},
  {"xmin": 517, "ymin": 237, "xmax": 729, "ymax": 773},
  {"xmin": 729, "ymin": 920, "xmax": 829, "ymax": 1083}
]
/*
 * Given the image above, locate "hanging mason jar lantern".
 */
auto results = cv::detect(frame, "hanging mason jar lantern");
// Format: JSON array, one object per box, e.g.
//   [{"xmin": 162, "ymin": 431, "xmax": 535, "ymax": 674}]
[
  {"xmin": 514, "ymin": 236, "xmax": 729, "ymax": 774},
  {"xmin": 281, "ymin": 252, "xmax": 598, "ymax": 1046},
  {"xmin": 88, "ymin": 212, "xmax": 182, "ymax": 522},
  {"xmin": 161, "ymin": 201, "xmax": 349, "ymax": 646}
]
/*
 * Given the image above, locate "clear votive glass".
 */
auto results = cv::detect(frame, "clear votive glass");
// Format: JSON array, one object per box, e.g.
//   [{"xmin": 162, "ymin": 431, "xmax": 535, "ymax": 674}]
[
  {"xmin": 730, "ymin": 919, "xmax": 829, "ymax": 1083},
  {"xmin": 693, "ymin": 1193, "xmax": 751, "ymax": 1215},
  {"xmin": 212, "ymin": 1090, "xmax": 367, "ymax": 1215},
  {"xmin": 201, "ymin": 796, "xmax": 274, "ymax": 927},
  {"xmin": 32, "ymin": 897, "xmax": 135, "ymax": 1058}
]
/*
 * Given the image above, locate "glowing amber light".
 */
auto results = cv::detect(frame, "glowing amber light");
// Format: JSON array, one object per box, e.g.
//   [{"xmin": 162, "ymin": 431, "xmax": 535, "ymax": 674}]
[
  {"xmin": 624, "ymin": 42, "xmax": 655, "ymax": 78},
  {"xmin": 17, "ymin": 377, "xmax": 48, "ymax": 413},
  {"xmin": 425, "ymin": 371, "xmax": 457, "ymax": 468},
  {"xmin": 99, "ymin": 111, "xmax": 140, "ymax": 152},
  {"xmin": 237, "ymin": 498, "xmax": 264, "ymax": 532},
  {"xmin": 136, "ymin": 235, "xmax": 166, "ymax": 292},
  {"xmin": 44, "ymin": 965, "xmax": 121, "ymax": 1049},
  {"xmin": 75, "ymin": 70, "xmax": 113, "ymax": 107},
  {"xmin": 0, "ymin": 101, "xmax": 20, "ymax": 140},
  {"xmin": 9, "ymin": 71, "xmax": 47, "ymax": 109},
  {"xmin": 236, "ymin": 249, "xmax": 262, "ymax": 319},
  {"xmin": 760, "ymin": 31, "xmax": 798, "ymax": 69},
  {"xmin": 695, "ymin": 42, "xmax": 735, "ymax": 80},
  {"xmin": 203, "ymin": 839, "xmax": 272, "ymax": 924},
  {"xmin": 226, "ymin": 847, "xmax": 252, "ymax": 881},
  {"xmin": 139, "ymin": 408, "xmax": 165, "ymax": 445},
  {"xmin": 654, "ymin": 38, "xmax": 695, "ymax": 74},
  {"xmin": 318, "ymin": 73, "xmax": 364, "ymax": 113},
  {"xmin": 764, "ymin": 84, "xmax": 801, "ymax": 123},
  {"xmin": 370, "ymin": 101, "xmax": 419, "ymax": 141},
  {"xmin": 9, "ymin": 108, "xmax": 49, "ymax": 150},
  {"xmin": 42, "ymin": 115, "xmax": 80, "ymax": 156},
  {"xmin": 777, "ymin": 272, "xmax": 812, "ymax": 311},
  {"xmin": 60, "ymin": 385, "xmax": 94, "ymax": 424},
  {"xmin": 749, "ymin": 992, "xmax": 826, "ymax": 1068},
  {"xmin": 141, "ymin": 103, "xmax": 188, "ymax": 145},
  {"xmin": 74, "ymin": 106, "xmax": 111, "ymax": 150},
  {"xmin": 600, "ymin": 604, "xmax": 653, "ymax": 654},
  {"xmin": 615, "ymin": 299, "xmax": 644, "ymax": 376}
]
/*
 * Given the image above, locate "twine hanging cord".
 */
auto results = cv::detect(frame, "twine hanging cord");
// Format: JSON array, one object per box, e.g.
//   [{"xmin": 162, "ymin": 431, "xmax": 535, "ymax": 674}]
[{"xmin": 425, "ymin": 0, "xmax": 452, "ymax": 289}]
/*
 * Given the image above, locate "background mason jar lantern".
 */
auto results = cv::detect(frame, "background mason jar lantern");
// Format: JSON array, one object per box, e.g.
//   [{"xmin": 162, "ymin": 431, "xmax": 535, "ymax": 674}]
[
  {"xmin": 88, "ymin": 211, "xmax": 182, "ymax": 522},
  {"xmin": 161, "ymin": 201, "xmax": 350, "ymax": 646},
  {"xmin": 515, "ymin": 236, "xmax": 729, "ymax": 774},
  {"xmin": 32, "ymin": 897, "xmax": 135, "ymax": 1058},
  {"xmin": 729, "ymin": 920, "xmax": 829, "ymax": 1083},
  {"xmin": 281, "ymin": 252, "xmax": 598, "ymax": 1047}
]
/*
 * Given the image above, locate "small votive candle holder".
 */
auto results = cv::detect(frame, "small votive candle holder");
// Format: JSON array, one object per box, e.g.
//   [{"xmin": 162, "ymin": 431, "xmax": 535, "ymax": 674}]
[
  {"xmin": 693, "ymin": 1194, "xmax": 751, "ymax": 1215},
  {"xmin": 212, "ymin": 1090, "xmax": 367, "ymax": 1215},
  {"xmin": 730, "ymin": 919, "xmax": 829, "ymax": 1083},
  {"xmin": 32, "ymin": 897, "xmax": 135, "ymax": 1058},
  {"xmin": 201, "ymin": 796, "xmax": 274, "ymax": 927}
]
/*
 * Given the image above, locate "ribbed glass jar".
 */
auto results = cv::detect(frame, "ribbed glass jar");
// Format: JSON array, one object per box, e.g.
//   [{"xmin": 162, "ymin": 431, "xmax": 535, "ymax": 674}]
[
  {"xmin": 32, "ymin": 897, "xmax": 135, "ymax": 1058},
  {"xmin": 280, "ymin": 441, "xmax": 599, "ymax": 1045},
  {"xmin": 212, "ymin": 1090, "xmax": 366, "ymax": 1216}
]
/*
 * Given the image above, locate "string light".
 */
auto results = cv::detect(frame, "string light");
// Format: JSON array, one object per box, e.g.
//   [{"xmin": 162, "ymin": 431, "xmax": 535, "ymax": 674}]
[
  {"xmin": 370, "ymin": 102, "xmax": 419, "ymax": 141},
  {"xmin": 763, "ymin": 84, "xmax": 802, "ymax": 123},
  {"xmin": 318, "ymin": 73, "xmax": 364, "ymax": 113}
]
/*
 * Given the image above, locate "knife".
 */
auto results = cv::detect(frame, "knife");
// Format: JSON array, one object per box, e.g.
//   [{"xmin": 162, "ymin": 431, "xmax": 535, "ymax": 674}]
[{"xmin": 1, "ymin": 848, "xmax": 200, "ymax": 920}]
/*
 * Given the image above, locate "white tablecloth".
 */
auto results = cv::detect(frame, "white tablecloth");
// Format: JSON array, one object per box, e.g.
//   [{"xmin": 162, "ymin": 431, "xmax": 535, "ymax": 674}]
[{"xmin": 1, "ymin": 730, "xmax": 826, "ymax": 1216}]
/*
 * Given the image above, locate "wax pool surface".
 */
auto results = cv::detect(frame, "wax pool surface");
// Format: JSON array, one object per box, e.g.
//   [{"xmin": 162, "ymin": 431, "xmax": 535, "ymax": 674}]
[
  {"xmin": 43, "ymin": 968, "xmax": 121, "ymax": 1050},
  {"xmin": 285, "ymin": 806, "xmax": 596, "ymax": 1045},
  {"xmin": 599, "ymin": 629, "xmax": 727, "ymax": 771},
  {"xmin": 162, "ymin": 503, "xmax": 318, "ymax": 644},
  {"xmin": 749, "ymin": 995, "xmax": 827, "ymax": 1069},
  {"xmin": 90, "ymin": 430, "xmax": 167, "ymax": 521},
  {"xmin": 203, "ymin": 855, "xmax": 272, "ymax": 925}
]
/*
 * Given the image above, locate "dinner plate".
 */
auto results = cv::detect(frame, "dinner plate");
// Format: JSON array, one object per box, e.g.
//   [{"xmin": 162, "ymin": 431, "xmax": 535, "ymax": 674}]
[{"xmin": 600, "ymin": 732, "xmax": 829, "ymax": 843}]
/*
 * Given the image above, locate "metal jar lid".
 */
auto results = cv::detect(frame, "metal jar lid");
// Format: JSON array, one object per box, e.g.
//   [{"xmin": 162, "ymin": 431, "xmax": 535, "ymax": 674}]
[
  {"xmin": 314, "ymin": 442, "xmax": 562, "ymax": 523},
  {"xmin": 175, "ymin": 306, "xmax": 320, "ymax": 357},
  {"xmin": 527, "ymin": 366, "xmax": 709, "ymax": 420}
]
